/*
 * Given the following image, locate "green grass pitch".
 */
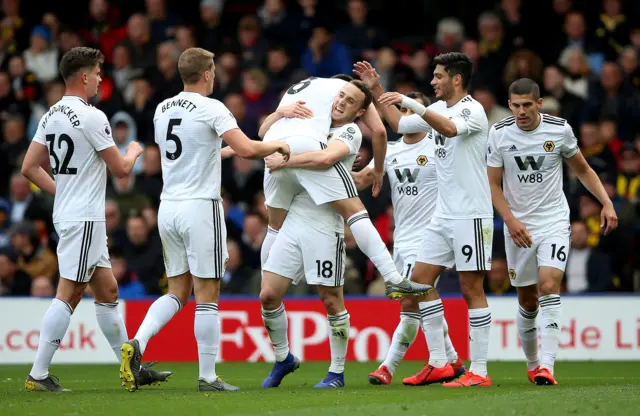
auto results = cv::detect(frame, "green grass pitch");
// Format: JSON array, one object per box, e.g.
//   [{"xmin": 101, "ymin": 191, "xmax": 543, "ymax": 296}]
[{"xmin": 1, "ymin": 362, "xmax": 639, "ymax": 415}]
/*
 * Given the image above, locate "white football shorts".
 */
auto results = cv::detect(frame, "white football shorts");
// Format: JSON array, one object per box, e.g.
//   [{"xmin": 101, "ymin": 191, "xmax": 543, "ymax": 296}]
[
  {"xmin": 158, "ymin": 199, "xmax": 228, "ymax": 278},
  {"xmin": 504, "ymin": 229, "xmax": 571, "ymax": 287},
  {"xmin": 417, "ymin": 216, "xmax": 493, "ymax": 272},
  {"xmin": 55, "ymin": 221, "xmax": 110, "ymax": 283}
]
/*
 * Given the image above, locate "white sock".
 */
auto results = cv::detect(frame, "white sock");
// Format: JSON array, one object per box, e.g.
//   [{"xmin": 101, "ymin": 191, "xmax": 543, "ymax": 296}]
[
  {"xmin": 442, "ymin": 317, "xmax": 459, "ymax": 363},
  {"xmin": 539, "ymin": 295, "xmax": 561, "ymax": 375},
  {"xmin": 95, "ymin": 302, "xmax": 128, "ymax": 363},
  {"xmin": 261, "ymin": 226, "xmax": 278, "ymax": 268},
  {"xmin": 469, "ymin": 307, "xmax": 491, "ymax": 377},
  {"xmin": 419, "ymin": 299, "xmax": 447, "ymax": 368},
  {"xmin": 29, "ymin": 299, "xmax": 73, "ymax": 380},
  {"xmin": 194, "ymin": 303, "xmax": 220, "ymax": 383},
  {"xmin": 517, "ymin": 305, "xmax": 540, "ymax": 371},
  {"xmin": 381, "ymin": 312, "xmax": 420, "ymax": 375},
  {"xmin": 135, "ymin": 293, "xmax": 182, "ymax": 354},
  {"xmin": 327, "ymin": 311, "xmax": 350, "ymax": 374},
  {"xmin": 262, "ymin": 304, "xmax": 289, "ymax": 362},
  {"xmin": 347, "ymin": 210, "xmax": 402, "ymax": 284}
]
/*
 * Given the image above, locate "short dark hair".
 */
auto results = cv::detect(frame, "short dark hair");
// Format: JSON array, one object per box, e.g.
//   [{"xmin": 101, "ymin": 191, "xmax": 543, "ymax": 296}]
[
  {"xmin": 433, "ymin": 52, "xmax": 473, "ymax": 90},
  {"xmin": 59, "ymin": 47, "xmax": 104, "ymax": 81},
  {"xmin": 508, "ymin": 78, "xmax": 540, "ymax": 100},
  {"xmin": 332, "ymin": 74, "xmax": 354, "ymax": 82},
  {"xmin": 349, "ymin": 80, "xmax": 373, "ymax": 110},
  {"xmin": 406, "ymin": 91, "xmax": 430, "ymax": 106}
]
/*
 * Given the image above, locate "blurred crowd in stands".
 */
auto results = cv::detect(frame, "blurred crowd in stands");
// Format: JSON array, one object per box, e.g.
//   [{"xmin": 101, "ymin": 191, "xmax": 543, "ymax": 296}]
[{"xmin": 1, "ymin": 0, "xmax": 640, "ymax": 298}]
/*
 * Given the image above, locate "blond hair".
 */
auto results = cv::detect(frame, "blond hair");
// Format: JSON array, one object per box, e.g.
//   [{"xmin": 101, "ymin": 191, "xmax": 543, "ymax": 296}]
[{"xmin": 178, "ymin": 48, "xmax": 214, "ymax": 84}]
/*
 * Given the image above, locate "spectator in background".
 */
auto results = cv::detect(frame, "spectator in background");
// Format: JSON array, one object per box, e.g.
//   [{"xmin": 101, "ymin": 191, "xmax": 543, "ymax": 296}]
[
  {"xmin": 503, "ymin": 49, "xmax": 543, "ymax": 94},
  {"xmin": 373, "ymin": 47, "xmax": 397, "ymax": 92},
  {"xmin": 565, "ymin": 220, "xmax": 612, "ymax": 292},
  {"xmin": 10, "ymin": 221, "xmax": 57, "ymax": 279},
  {"xmin": 435, "ymin": 18, "xmax": 465, "ymax": 55},
  {"xmin": 136, "ymin": 144, "xmax": 163, "ymax": 207},
  {"xmin": 541, "ymin": 0, "xmax": 573, "ymax": 64},
  {"xmin": 198, "ymin": 0, "xmax": 223, "ymax": 52},
  {"xmin": 27, "ymin": 80, "xmax": 64, "ymax": 138},
  {"xmin": 58, "ymin": 28, "xmax": 85, "ymax": 55},
  {"xmin": 472, "ymin": 86, "xmax": 511, "ymax": 126},
  {"xmin": 586, "ymin": 62, "xmax": 640, "ymax": 141},
  {"xmin": 407, "ymin": 48, "xmax": 431, "ymax": 94},
  {"xmin": 557, "ymin": 11, "xmax": 605, "ymax": 74},
  {"xmin": 145, "ymin": 0, "xmax": 181, "ymax": 42},
  {"xmin": 0, "ymin": 0, "xmax": 29, "ymax": 52},
  {"xmin": 105, "ymin": 198, "xmax": 127, "ymax": 249},
  {"xmin": 121, "ymin": 13, "xmax": 156, "ymax": 71},
  {"xmin": 302, "ymin": 22, "xmax": 352, "ymax": 78},
  {"xmin": 30, "ymin": 275, "xmax": 54, "ymax": 297},
  {"xmin": 174, "ymin": 25, "xmax": 196, "ymax": 53},
  {"xmin": 0, "ymin": 200, "xmax": 10, "ymax": 248},
  {"xmin": 542, "ymin": 65, "xmax": 584, "ymax": 128},
  {"xmin": 2, "ymin": 115, "xmax": 29, "ymax": 175},
  {"xmin": 7, "ymin": 173, "xmax": 49, "ymax": 227},
  {"xmin": 619, "ymin": 46, "xmax": 640, "ymax": 91},
  {"xmin": 0, "ymin": 247, "xmax": 30, "ymax": 296},
  {"xmin": 579, "ymin": 122, "xmax": 617, "ymax": 178},
  {"xmin": 221, "ymin": 189, "xmax": 243, "ymax": 241},
  {"xmin": 108, "ymin": 175, "xmax": 152, "ymax": 222},
  {"xmin": 258, "ymin": 0, "xmax": 299, "ymax": 54},
  {"xmin": 558, "ymin": 47, "xmax": 590, "ymax": 99},
  {"xmin": 110, "ymin": 248, "xmax": 146, "ymax": 298},
  {"xmin": 222, "ymin": 156, "xmax": 264, "ymax": 208},
  {"xmin": 495, "ymin": 0, "xmax": 526, "ymax": 49},
  {"xmin": 594, "ymin": 0, "xmax": 629, "ymax": 62},
  {"xmin": 8, "ymin": 55, "xmax": 41, "ymax": 103},
  {"xmin": 335, "ymin": 0, "xmax": 386, "ymax": 61},
  {"xmin": 150, "ymin": 41, "xmax": 182, "ymax": 103},
  {"xmin": 224, "ymin": 93, "xmax": 256, "ymax": 139},
  {"xmin": 80, "ymin": 0, "xmax": 127, "ymax": 63},
  {"xmin": 111, "ymin": 112, "xmax": 143, "ymax": 175},
  {"xmin": 616, "ymin": 144, "xmax": 640, "ymax": 203},
  {"xmin": 128, "ymin": 75, "xmax": 155, "ymax": 142},
  {"xmin": 212, "ymin": 51, "xmax": 241, "ymax": 99},
  {"xmin": 296, "ymin": 0, "xmax": 322, "ymax": 56},
  {"xmin": 111, "ymin": 45, "xmax": 142, "ymax": 105},
  {"xmin": 240, "ymin": 212, "xmax": 266, "ymax": 269},
  {"xmin": 22, "ymin": 25, "xmax": 58, "ymax": 83},
  {"xmin": 0, "ymin": 72, "xmax": 30, "ymax": 129},
  {"xmin": 221, "ymin": 239, "xmax": 256, "ymax": 294},
  {"xmin": 601, "ymin": 173, "xmax": 635, "ymax": 228},
  {"xmin": 599, "ymin": 116, "xmax": 624, "ymax": 166},
  {"xmin": 141, "ymin": 206, "xmax": 158, "ymax": 231},
  {"xmin": 477, "ymin": 12, "xmax": 511, "ymax": 99},
  {"xmin": 235, "ymin": 15, "xmax": 268, "ymax": 69},
  {"xmin": 266, "ymin": 45, "xmax": 295, "ymax": 93},
  {"xmin": 241, "ymin": 67, "xmax": 275, "ymax": 129},
  {"xmin": 123, "ymin": 214, "xmax": 164, "ymax": 295}
]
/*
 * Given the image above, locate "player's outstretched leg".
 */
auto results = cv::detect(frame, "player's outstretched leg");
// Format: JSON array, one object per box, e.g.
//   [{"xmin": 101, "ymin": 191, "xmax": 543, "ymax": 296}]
[
  {"xmin": 260, "ymin": 272, "xmax": 300, "ymax": 388},
  {"xmin": 315, "ymin": 287, "xmax": 349, "ymax": 389}
]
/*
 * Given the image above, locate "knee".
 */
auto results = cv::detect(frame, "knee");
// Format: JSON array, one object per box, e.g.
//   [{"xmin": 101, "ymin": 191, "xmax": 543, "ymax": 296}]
[
  {"xmin": 259, "ymin": 288, "xmax": 282, "ymax": 310},
  {"xmin": 320, "ymin": 293, "xmax": 342, "ymax": 315},
  {"xmin": 94, "ymin": 283, "xmax": 119, "ymax": 304},
  {"xmin": 400, "ymin": 297, "xmax": 419, "ymax": 313},
  {"xmin": 539, "ymin": 280, "xmax": 560, "ymax": 297},
  {"xmin": 459, "ymin": 277, "xmax": 484, "ymax": 299},
  {"xmin": 519, "ymin": 295, "xmax": 539, "ymax": 312}
]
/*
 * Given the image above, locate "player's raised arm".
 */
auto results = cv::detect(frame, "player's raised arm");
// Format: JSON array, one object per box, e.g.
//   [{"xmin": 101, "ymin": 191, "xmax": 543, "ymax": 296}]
[
  {"xmin": 353, "ymin": 61, "xmax": 404, "ymax": 133},
  {"xmin": 258, "ymin": 101, "xmax": 313, "ymax": 139},
  {"xmin": 21, "ymin": 141, "xmax": 56, "ymax": 195},
  {"xmin": 223, "ymin": 128, "xmax": 290, "ymax": 160},
  {"xmin": 563, "ymin": 124, "xmax": 618, "ymax": 235},
  {"xmin": 361, "ymin": 102, "xmax": 386, "ymax": 197}
]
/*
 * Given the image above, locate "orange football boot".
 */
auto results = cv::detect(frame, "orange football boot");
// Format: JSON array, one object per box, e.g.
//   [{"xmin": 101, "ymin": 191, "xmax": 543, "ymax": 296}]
[
  {"xmin": 442, "ymin": 371, "xmax": 492, "ymax": 387},
  {"xmin": 527, "ymin": 366, "xmax": 540, "ymax": 383},
  {"xmin": 451, "ymin": 358, "xmax": 466, "ymax": 378},
  {"xmin": 402, "ymin": 363, "xmax": 454, "ymax": 386},
  {"xmin": 368, "ymin": 365, "xmax": 392, "ymax": 385},
  {"xmin": 533, "ymin": 368, "xmax": 558, "ymax": 385}
]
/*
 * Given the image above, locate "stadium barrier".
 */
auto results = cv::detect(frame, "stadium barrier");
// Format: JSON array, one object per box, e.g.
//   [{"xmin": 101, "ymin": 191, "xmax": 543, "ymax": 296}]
[{"xmin": 1, "ymin": 296, "xmax": 638, "ymax": 363}]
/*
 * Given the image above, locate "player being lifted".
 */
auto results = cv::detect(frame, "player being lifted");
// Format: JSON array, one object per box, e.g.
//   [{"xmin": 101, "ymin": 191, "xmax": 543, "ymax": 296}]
[
  {"xmin": 487, "ymin": 78, "xmax": 617, "ymax": 385},
  {"xmin": 119, "ymin": 48, "xmax": 290, "ymax": 393},
  {"xmin": 378, "ymin": 52, "xmax": 493, "ymax": 387},
  {"xmin": 258, "ymin": 80, "xmax": 369, "ymax": 389},
  {"xmin": 21, "ymin": 47, "xmax": 170, "ymax": 392},
  {"xmin": 260, "ymin": 75, "xmax": 432, "ymax": 299},
  {"xmin": 351, "ymin": 61, "xmax": 465, "ymax": 384}
]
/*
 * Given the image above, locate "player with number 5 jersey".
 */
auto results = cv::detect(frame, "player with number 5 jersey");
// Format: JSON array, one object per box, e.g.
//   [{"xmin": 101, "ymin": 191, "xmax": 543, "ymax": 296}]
[{"xmin": 487, "ymin": 78, "xmax": 618, "ymax": 386}]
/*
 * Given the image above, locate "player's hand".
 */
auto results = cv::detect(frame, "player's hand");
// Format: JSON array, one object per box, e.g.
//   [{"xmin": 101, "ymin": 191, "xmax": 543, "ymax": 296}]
[
  {"xmin": 276, "ymin": 142, "xmax": 290, "ymax": 162},
  {"xmin": 370, "ymin": 169, "xmax": 384, "ymax": 197},
  {"xmin": 280, "ymin": 101, "xmax": 313, "ymax": 119},
  {"xmin": 353, "ymin": 61, "xmax": 380, "ymax": 89},
  {"xmin": 126, "ymin": 141, "xmax": 144, "ymax": 158},
  {"xmin": 378, "ymin": 92, "xmax": 403, "ymax": 107},
  {"xmin": 601, "ymin": 201, "xmax": 618, "ymax": 235},
  {"xmin": 352, "ymin": 153, "xmax": 364, "ymax": 171},
  {"xmin": 265, "ymin": 153, "xmax": 286, "ymax": 172},
  {"xmin": 505, "ymin": 217, "xmax": 532, "ymax": 248}
]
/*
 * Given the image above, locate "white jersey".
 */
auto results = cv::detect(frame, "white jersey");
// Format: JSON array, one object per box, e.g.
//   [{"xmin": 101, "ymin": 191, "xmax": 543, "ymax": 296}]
[
  {"xmin": 487, "ymin": 113, "xmax": 579, "ymax": 235},
  {"xmin": 154, "ymin": 92, "xmax": 238, "ymax": 201},
  {"xmin": 287, "ymin": 123, "xmax": 362, "ymax": 234},
  {"xmin": 367, "ymin": 134, "xmax": 437, "ymax": 249},
  {"xmin": 398, "ymin": 96, "xmax": 492, "ymax": 219},
  {"xmin": 32, "ymin": 96, "xmax": 115, "ymax": 223},
  {"xmin": 263, "ymin": 77, "xmax": 347, "ymax": 144}
]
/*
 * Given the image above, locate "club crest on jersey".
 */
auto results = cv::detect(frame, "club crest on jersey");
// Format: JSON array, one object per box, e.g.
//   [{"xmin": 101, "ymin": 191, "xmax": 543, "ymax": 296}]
[
  {"xmin": 460, "ymin": 108, "xmax": 471, "ymax": 120},
  {"xmin": 347, "ymin": 126, "xmax": 356, "ymax": 134},
  {"xmin": 416, "ymin": 155, "xmax": 427, "ymax": 166},
  {"xmin": 543, "ymin": 141, "xmax": 555, "ymax": 152},
  {"xmin": 508, "ymin": 269, "xmax": 516, "ymax": 280},
  {"xmin": 87, "ymin": 264, "xmax": 97, "ymax": 278},
  {"xmin": 327, "ymin": 133, "xmax": 333, "ymax": 140}
]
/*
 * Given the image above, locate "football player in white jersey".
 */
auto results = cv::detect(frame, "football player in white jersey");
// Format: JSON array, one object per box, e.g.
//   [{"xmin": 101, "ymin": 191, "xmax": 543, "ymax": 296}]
[
  {"xmin": 379, "ymin": 52, "xmax": 494, "ymax": 387},
  {"xmin": 119, "ymin": 48, "xmax": 290, "ymax": 393},
  {"xmin": 349, "ymin": 78, "xmax": 466, "ymax": 384},
  {"xmin": 487, "ymin": 78, "xmax": 617, "ymax": 385},
  {"xmin": 256, "ymin": 81, "xmax": 366, "ymax": 389},
  {"xmin": 20, "ymin": 47, "xmax": 170, "ymax": 391},
  {"xmin": 261, "ymin": 75, "xmax": 432, "ymax": 299}
]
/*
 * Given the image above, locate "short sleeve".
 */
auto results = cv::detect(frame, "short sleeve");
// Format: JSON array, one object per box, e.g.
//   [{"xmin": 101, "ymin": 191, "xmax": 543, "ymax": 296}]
[
  {"xmin": 209, "ymin": 100, "xmax": 239, "ymax": 137},
  {"xmin": 84, "ymin": 110, "xmax": 116, "ymax": 151},
  {"xmin": 451, "ymin": 106, "xmax": 486, "ymax": 137},
  {"xmin": 486, "ymin": 127, "xmax": 503, "ymax": 167},
  {"xmin": 397, "ymin": 114, "xmax": 430, "ymax": 134},
  {"xmin": 32, "ymin": 113, "xmax": 47, "ymax": 146},
  {"xmin": 561, "ymin": 123, "xmax": 580, "ymax": 159},
  {"xmin": 334, "ymin": 125, "xmax": 361, "ymax": 155}
]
